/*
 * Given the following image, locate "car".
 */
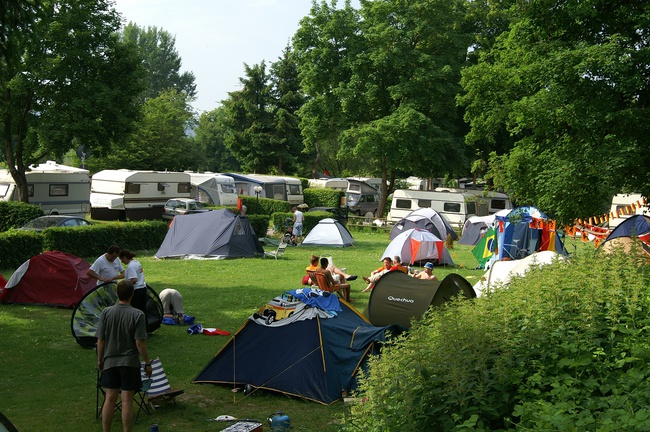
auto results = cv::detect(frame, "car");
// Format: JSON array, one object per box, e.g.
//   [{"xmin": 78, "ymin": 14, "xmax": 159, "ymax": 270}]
[
  {"xmin": 162, "ymin": 198, "xmax": 209, "ymax": 220},
  {"xmin": 20, "ymin": 215, "xmax": 92, "ymax": 231},
  {"xmin": 307, "ymin": 206, "xmax": 349, "ymax": 225}
]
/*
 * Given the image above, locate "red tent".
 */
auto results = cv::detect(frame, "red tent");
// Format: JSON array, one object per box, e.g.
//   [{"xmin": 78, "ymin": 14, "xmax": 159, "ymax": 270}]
[{"xmin": 1, "ymin": 251, "xmax": 95, "ymax": 308}]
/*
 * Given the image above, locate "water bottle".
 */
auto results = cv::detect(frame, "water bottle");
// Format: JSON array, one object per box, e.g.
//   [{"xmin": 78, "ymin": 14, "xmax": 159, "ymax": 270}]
[{"xmin": 268, "ymin": 411, "xmax": 291, "ymax": 431}]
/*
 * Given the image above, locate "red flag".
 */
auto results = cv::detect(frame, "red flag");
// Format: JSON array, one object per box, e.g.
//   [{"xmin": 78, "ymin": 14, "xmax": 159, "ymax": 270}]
[
  {"xmin": 409, "ymin": 238, "xmax": 422, "ymax": 264},
  {"xmin": 436, "ymin": 241, "xmax": 444, "ymax": 260}
]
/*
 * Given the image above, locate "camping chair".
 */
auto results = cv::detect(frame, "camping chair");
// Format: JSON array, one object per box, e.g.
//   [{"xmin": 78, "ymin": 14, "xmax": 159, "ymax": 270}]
[
  {"xmin": 96, "ymin": 368, "xmax": 152, "ymax": 423},
  {"xmin": 313, "ymin": 271, "xmax": 351, "ymax": 302},
  {"xmin": 264, "ymin": 241, "xmax": 288, "ymax": 259},
  {"xmin": 139, "ymin": 358, "xmax": 184, "ymax": 410}
]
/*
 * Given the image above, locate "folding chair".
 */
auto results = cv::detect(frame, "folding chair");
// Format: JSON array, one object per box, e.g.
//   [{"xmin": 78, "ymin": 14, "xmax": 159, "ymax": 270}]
[
  {"xmin": 96, "ymin": 368, "xmax": 152, "ymax": 423},
  {"xmin": 263, "ymin": 242, "xmax": 288, "ymax": 259},
  {"xmin": 313, "ymin": 271, "xmax": 351, "ymax": 302},
  {"xmin": 139, "ymin": 358, "xmax": 184, "ymax": 410}
]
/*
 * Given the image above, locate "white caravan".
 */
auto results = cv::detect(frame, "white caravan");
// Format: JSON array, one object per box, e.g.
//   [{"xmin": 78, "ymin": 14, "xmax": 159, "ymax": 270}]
[
  {"xmin": 0, "ymin": 160, "xmax": 90, "ymax": 217},
  {"xmin": 608, "ymin": 193, "xmax": 648, "ymax": 228},
  {"xmin": 90, "ymin": 170, "xmax": 191, "ymax": 220},
  {"xmin": 227, "ymin": 173, "xmax": 304, "ymax": 204},
  {"xmin": 186, "ymin": 172, "xmax": 238, "ymax": 206},
  {"xmin": 307, "ymin": 178, "xmax": 349, "ymax": 191}
]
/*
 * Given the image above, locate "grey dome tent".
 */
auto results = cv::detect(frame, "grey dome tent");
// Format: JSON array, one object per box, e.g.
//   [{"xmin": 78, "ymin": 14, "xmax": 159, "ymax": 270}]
[
  {"xmin": 71, "ymin": 282, "xmax": 163, "ymax": 348},
  {"xmin": 302, "ymin": 218, "xmax": 354, "ymax": 247},
  {"xmin": 458, "ymin": 215, "xmax": 495, "ymax": 245},
  {"xmin": 365, "ymin": 271, "xmax": 475, "ymax": 329},
  {"xmin": 155, "ymin": 209, "xmax": 264, "ymax": 259},
  {"xmin": 389, "ymin": 207, "xmax": 458, "ymax": 241}
]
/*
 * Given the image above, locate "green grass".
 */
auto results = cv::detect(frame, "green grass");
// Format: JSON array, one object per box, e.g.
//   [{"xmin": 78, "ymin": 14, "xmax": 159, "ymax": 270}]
[{"xmin": 0, "ymin": 231, "xmax": 590, "ymax": 431}]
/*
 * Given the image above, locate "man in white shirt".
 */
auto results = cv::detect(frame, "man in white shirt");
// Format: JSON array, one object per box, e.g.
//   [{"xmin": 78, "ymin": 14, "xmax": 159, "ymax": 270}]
[
  {"xmin": 292, "ymin": 206, "xmax": 304, "ymax": 245},
  {"xmin": 87, "ymin": 245, "xmax": 125, "ymax": 285}
]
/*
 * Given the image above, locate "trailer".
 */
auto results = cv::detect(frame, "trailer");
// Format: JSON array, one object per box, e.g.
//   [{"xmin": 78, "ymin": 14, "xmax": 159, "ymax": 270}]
[
  {"xmin": 608, "ymin": 193, "xmax": 648, "ymax": 228},
  {"xmin": 226, "ymin": 173, "xmax": 304, "ymax": 204},
  {"xmin": 0, "ymin": 161, "xmax": 90, "ymax": 217},
  {"xmin": 186, "ymin": 172, "xmax": 238, "ymax": 206},
  {"xmin": 90, "ymin": 170, "xmax": 191, "ymax": 220},
  {"xmin": 307, "ymin": 177, "xmax": 349, "ymax": 191}
]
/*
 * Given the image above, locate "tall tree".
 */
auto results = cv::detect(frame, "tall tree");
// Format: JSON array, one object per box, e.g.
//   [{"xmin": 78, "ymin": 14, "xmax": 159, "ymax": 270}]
[
  {"xmin": 460, "ymin": 0, "xmax": 650, "ymax": 223},
  {"xmin": 120, "ymin": 23, "xmax": 197, "ymax": 102},
  {"xmin": 192, "ymin": 107, "xmax": 240, "ymax": 173},
  {"xmin": 0, "ymin": 0, "xmax": 144, "ymax": 201}
]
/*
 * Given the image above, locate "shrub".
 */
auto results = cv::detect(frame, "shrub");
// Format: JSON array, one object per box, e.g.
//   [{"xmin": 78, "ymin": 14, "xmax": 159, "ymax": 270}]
[
  {"xmin": 346, "ymin": 242, "xmax": 650, "ymax": 431},
  {"xmin": 304, "ymin": 188, "xmax": 345, "ymax": 208},
  {"xmin": 247, "ymin": 214, "xmax": 271, "ymax": 239},
  {"xmin": 270, "ymin": 211, "xmax": 331, "ymax": 234},
  {"xmin": 0, "ymin": 201, "xmax": 44, "ymax": 232}
]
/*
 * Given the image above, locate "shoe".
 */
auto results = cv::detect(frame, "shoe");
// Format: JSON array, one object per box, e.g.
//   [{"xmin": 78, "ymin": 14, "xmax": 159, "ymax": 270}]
[
  {"xmin": 347, "ymin": 275, "xmax": 357, "ymax": 281},
  {"xmin": 362, "ymin": 276, "xmax": 371, "ymax": 284}
]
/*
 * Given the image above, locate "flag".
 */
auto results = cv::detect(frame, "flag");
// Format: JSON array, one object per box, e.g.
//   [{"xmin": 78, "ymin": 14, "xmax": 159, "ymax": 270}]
[{"xmin": 472, "ymin": 227, "xmax": 496, "ymax": 266}]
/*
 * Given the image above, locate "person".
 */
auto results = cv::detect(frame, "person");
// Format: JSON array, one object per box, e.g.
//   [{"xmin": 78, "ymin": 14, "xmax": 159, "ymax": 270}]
[
  {"xmin": 283, "ymin": 217, "xmax": 297, "ymax": 246},
  {"xmin": 303, "ymin": 255, "xmax": 357, "ymax": 285},
  {"xmin": 87, "ymin": 245, "xmax": 125, "ymax": 285},
  {"xmin": 97, "ymin": 280, "xmax": 152, "ymax": 432},
  {"xmin": 414, "ymin": 262, "xmax": 439, "ymax": 281},
  {"xmin": 362, "ymin": 257, "xmax": 393, "ymax": 292},
  {"xmin": 313, "ymin": 257, "xmax": 352, "ymax": 302},
  {"xmin": 292, "ymin": 206, "xmax": 304, "ymax": 245},
  {"xmin": 159, "ymin": 288, "xmax": 185, "ymax": 325},
  {"xmin": 119, "ymin": 250, "xmax": 147, "ymax": 322},
  {"xmin": 391, "ymin": 256, "xmax": 408, "ymax": 274}
]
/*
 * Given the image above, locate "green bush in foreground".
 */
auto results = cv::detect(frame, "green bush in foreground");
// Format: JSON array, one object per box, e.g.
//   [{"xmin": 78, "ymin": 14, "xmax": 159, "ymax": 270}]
[{"xmin": 346, "ymin": 243, "xmax": 650, "ymax": 431}]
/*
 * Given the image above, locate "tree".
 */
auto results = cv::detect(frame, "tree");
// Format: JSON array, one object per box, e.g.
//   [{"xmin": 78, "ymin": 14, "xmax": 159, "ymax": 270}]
[
  {"xmin": 0, "ymin": 0, "xmax": 144, "ymax": 201},
  {"xmin": 192, "ymin": 107, "xmax": 240, "ymax": 172},
  {"xmin": 120, "ymin": 23, "xmax": 197, "ymax": 102},
  {"xmin": 460, "ymin": 0, "xmax": 650, "ymax": 223}
]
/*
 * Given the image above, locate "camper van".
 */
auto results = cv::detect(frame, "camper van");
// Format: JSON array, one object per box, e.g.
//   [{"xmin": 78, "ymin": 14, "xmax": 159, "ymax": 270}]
[
  {"xmin": 307, "ymin": 177, "xmax": 349, "ymax": 191},
  {"xmin": 388, "ymin": 189, "xmax": 512, "ymax": 228},
  {"xmin": 90, "ymin": 170, "xmax": 191, "ymax": 220},
  {"xmin": 187, "ymin": 172, "xmax": 238, "ymax": 206},
  {"xmin": 0, "ymin": 161, "xmax": 90, "ymax": 217},
  {"xmin": 227, "ymin": 173, "xmax": 304, "ymax": 204},
  {"xmin": 608, "ymin": 193, "xmax": 648, "ymax": 228},
  {"xmin": 346, "ymin": 178, "xmax": 380, "ymax": 216}
]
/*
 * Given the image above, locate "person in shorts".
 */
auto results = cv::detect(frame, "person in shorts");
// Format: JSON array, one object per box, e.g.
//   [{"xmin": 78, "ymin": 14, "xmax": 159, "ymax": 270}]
[
  {"xmin": 292, "ymin": 206, "xmax": 304, "ymax": 245},
  {"xmin": 97, "ymin": 280, "xmax": 152, "ymax": 432}
]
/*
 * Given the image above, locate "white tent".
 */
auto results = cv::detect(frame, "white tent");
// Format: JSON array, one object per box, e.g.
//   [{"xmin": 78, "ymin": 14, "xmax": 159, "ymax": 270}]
[
  {"xmin": 302, "ymin": 218, "xmax": 355, "ymax": 247},
  {"xmin": 389, "ymin": 207, "xmax": 458, "ymax": 241},
  {"xmin": 473, "ymin": 251, "xmax": 565, "ymax": 297},
  {"xmin": 381, "ymin": 228, "xmax": 454, "ymax": 265}
]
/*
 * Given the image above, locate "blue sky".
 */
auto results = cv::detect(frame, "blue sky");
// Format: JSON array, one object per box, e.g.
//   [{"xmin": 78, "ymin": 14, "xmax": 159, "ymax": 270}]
[{"xmin": 113, "ymin": 0, "xmax": 317, "ymax": 113}]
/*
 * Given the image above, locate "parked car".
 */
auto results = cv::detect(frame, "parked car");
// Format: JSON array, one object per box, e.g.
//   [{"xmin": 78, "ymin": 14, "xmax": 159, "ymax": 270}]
[
  {"xmin": 307, "ymin": 206, "xmax": 349, "ymax": 225},
  {"xmin": 162, "ymin": 198, "xmax": 209, "ymax": 220},
  {"xmin": 20, "ymin": 215, "xmax": 92, "ymax": 231}
]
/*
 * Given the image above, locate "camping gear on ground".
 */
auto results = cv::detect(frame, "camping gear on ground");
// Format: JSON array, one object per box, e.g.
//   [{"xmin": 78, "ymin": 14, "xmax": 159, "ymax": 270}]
[
  {"xmin": 220, "ymin": 422, "xmax": 263, "ymax": 432},
  {"xmin": 389, "ymin": 207, "xmax": 458, "ymax": 241},
  {"xmin": 301, "ymin": 218, "xmax": 354, "ymax": 247},
  {"xmin": 139, "ymin": 358, "xmax": 185, "ymax": 409},
  {"xmin": 0, "ymin": 411, "xmax": 18, "ymax": 432},
  {"xmin": 600, "ymin": 214, "xmax": 650, "ymax": 255},
  {"xmin": 458, "ymin": 215, "xmax": 496, "ymax": 245},
  {"xmin": 155, "ymin": 209, "xmax": 264, "ymax": 259},
  {"xmin": 268, "ymin": 411, "xmax": 290, "ymax": 431},
  {"xmin": 1, "ymin": 250, "xmax": 95, "ymax": 308},
  {"xmin": 365, "ymin": 271, "xmax": 475, "ymax": 329},
  {"xmin": 71, "ymin": 283, "xmax": 163, "ymax": 348},
  {"xmin": 382, "ymin": 228, "xmax": 455, "ymax": 265},
  {"xmin": 473, "ymin": 251, "xmax": 566, "ymax": 297},
  {"xmin": 192, "ymin": 290, "xmax": 395, "ymax": 405}
]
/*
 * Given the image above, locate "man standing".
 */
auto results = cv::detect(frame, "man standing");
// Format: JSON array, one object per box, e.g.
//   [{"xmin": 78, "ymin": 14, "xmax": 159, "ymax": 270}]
[
  {"xmin": 97, "ymin": 280, "xmax": 152, "ymax": 432},
  {"xmin": 292, "ymin": 206, "xmax": 304, "ymax": 245},
  {"xmin": 87, "ymin": 245, "xmax": 124, "ymax": 285}
]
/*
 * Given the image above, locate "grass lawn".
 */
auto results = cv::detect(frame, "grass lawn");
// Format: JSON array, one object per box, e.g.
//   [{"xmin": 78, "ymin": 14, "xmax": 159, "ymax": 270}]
[{"xmin": 0, "ymin": 230, "xmax": 589, "ymax": 431}]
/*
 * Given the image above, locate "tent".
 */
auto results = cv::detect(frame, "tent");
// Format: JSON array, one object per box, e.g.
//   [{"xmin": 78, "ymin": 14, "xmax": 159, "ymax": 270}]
[
  {"xmin": 71, "ymin": 282, "xmax": 163, "ymax": 348},
  {"xmin": 192, "ymin": 291, "xmax": 393, "ymax": 405},
  {"xmin": 473, "ymin": 251, "xmax": 566, "ymax": 297},
  {"xmin": 600, "ymin": 215, "xmax": 650, "ymax": 255},
  {"xmin": 389, "ymin": 207, "xmax": 458, "ymax": 241},
  {"xmin": 0, "ymin": 411, "xmax": 18, "ymax": 432},
  {"xmin": 155, "ymin": 209, "xmax": 264, "ymax": 259},
  {"xmin": 458, "ymin": 215, "xmax": 495, "ymax": 245},
  {"xmin": 365, "ymin": 271, "xmax": 476, "ymax": 328},
  {"xmin": 302, "ymin": 218, "xmax": 354, "ymax": 247},
  {"xmin": 1, "ymin": 251, "xmax": 95, "ymax": 308},
  {"xmin": 492, "ymin": 206, "xmax": 568, "ymax": 262},
  {"xmin": 381, "ymin": 228, "xmax": 455, "ymax": 265}
]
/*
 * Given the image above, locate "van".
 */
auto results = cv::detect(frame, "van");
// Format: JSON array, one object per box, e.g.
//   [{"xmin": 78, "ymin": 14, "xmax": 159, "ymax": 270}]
[
  {"xmin": 345, "ymin": 179, "xmax": 380, "ymax": 216},
  {"xmin": 0, "ymin": 161, "xmax": 90, "ymax": 217},
  {"xmin": 608, "ymin": 193, "xmax": 648, "ymax": 228},
  {"xmin": 388, "ymin": 189, "xmax": 512, "ymax": 228}
]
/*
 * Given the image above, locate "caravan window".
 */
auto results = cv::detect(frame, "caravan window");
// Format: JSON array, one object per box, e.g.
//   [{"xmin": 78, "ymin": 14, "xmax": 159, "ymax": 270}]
[
  {"xmin": 272, "ymin": 185, "xmax": 284, "ymax": 200},
  {"xmin": 221, "ymin": 183, "xmax": 236, "ymax": 194},
  {"xmin": 0, "ymin": 184, "xmax": 9, "ymax": 198},
  {"xmin": 349, "ymin": 184, "xmax": 361, "ymax": 192},
  {"xmin": 395, "ymin": 199, "xmax": 412, "ymax": 209},
  {"xmin": 177, "ymin": 182, "xmax": 191, "ymax": 193},
  {"xmin": 125, "ymin": 182, "xmax": 140, "ymax": 194},
  {"xmin": 417, "ymin": 199, "xmax": 431, "ymax": 208},
  {"xmin": 49, "ymin": 184, "xmax": 69, "ymax": 196},
  {"xmin": 491, "ymin": 199, "xmax": 507, "ymax": 210},
  {"xmin": 444, "ymin": 202, "xmax": 461, "ymax": 213},
  {"xmin": 27, "ymin": 184, "xmax": 34, "ymax": 197},
  {"xmin": 288, "ymin": 184, "xmax": 301, "ymax": 195},
  {"xmin": 466, "ymin": 201, "xmax": 477, "ymax": 214}
]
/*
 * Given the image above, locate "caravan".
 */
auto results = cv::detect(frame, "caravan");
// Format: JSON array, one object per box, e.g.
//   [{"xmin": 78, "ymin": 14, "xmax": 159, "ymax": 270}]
[
  {"xmin": 608, "ymin": 193, "xmax": 648, "ymax": 228},
  {"xmin": 307, "ymin": 177, "xmax": 348, "ymax": 191},
  {"xmin": 90, "ymin": 170, "xmax": 191, "ymax": 220},
  {"xmin": 0, "ymin": 161, "xmax": 90, "ymax": 217},
  {"xmin": 388, "ymin": 189, "xmax": 512, "ymax": 228},
  {"xmin": 186, "ymin": 172, "xmax": 238, "ymax": 206},
  {"xmin": 227, "ymin": 173, "xmax": 303, "ymax": 204}
]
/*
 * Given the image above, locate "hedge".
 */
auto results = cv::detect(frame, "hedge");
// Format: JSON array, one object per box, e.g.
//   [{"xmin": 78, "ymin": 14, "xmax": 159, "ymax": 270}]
[
  {"xmin": 303, "ymin": 188, "xmax": 345, "ymax": 208},
  {"xmin": 0, "ymin": 201, "xmax": 44, "ymax": 232}
]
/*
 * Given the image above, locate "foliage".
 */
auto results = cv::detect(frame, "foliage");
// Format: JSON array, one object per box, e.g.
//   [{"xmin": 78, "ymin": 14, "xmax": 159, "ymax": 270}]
[
  {"xmin": 304, "ymin": 188, "xmax": 346, "ymax": 208},
  {"xmin": 0, "ymin": 201, "xmax": 43, "ymax": 232},
  {"xmin": 0, "ymin": 230, "xmax": 43, "ymax": 268},
  {"xmin": 247, "ymin": 214, "xmax": 272, "ymax": 239},
  {"xmin": 191, "ymin": 107, "xmax": 240, "ymax": 172},
  {"xmin": 270, "ymin": 211, "xmax": 327, "ymax": 234},
  {"xmin": 347, "ymin": 243, "xmax": 650, "ymax": 431},
  {"xmin": 459, "ymin": 0, "xmax": 650, "ymax": 223},
  {"xmin": 240, "ymin": 195, "xmax": 292, "ymax": 217},
  {"xmin": 0, "ymin": 0, "xmax": 144, "ymax": 199}
]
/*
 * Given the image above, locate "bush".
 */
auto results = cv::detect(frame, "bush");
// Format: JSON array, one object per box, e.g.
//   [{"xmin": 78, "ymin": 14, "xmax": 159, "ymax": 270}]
[
  {"xmin": 304, "ymin": 188, "xmax": 345, "ymax": 208},
  {"xmin": 0, "ymin": 201, "xmax": 44, "ymax": 232},
  {"xmin": 270, "ymin": 211, "xmax": 331, "ymax": 235},
  {"xmin": 347, "ymin": 242, "xmax": 650, "ymax": 431},
  {"xmin": 247, "ymin": 214, "xmax": 271, "ymax": 239}
]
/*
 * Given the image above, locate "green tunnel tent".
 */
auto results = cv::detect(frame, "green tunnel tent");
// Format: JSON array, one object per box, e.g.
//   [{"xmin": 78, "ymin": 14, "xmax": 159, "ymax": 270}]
[{"xmin": 364, "ymin": 271, "xmax": 476, "ymax": 329}]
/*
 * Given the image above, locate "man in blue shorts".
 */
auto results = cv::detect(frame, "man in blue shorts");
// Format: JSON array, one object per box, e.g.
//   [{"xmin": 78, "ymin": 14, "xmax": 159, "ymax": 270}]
[
  {"xmin": 97, "ymin": 280, "xmax": 152, "ymax": 432},
  {"xmin": 292, "ymin": 206, "xmax": 304, "ymax": 245}
]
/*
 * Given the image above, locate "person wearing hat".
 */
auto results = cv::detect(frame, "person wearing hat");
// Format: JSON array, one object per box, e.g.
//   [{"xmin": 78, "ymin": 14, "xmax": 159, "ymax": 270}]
[{"xmin": 414, "ymin": 262, "xmax": 438, "ymax": 281}]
